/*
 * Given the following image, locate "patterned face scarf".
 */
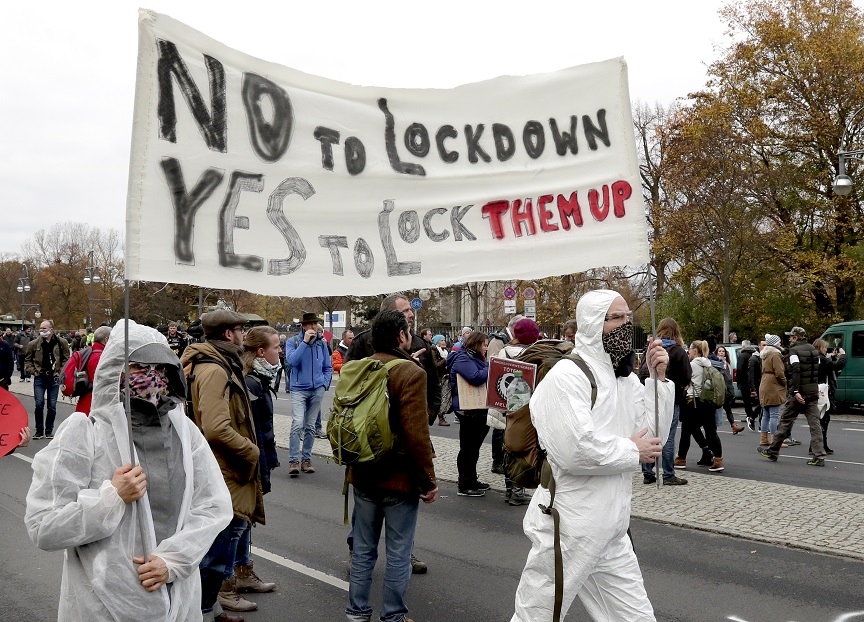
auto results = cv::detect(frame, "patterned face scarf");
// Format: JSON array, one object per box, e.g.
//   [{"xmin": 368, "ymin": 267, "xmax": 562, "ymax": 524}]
[
  {"xmin": 602, "ymin": 321, "xmax": 635, "ymax": 373},
  {"xmin": 252, "ymin": 357, "xmax": 278, "ymax": 379},
  {"xmin": 122, "ymin": 364, "xmax": 170, "ymax": 405}
]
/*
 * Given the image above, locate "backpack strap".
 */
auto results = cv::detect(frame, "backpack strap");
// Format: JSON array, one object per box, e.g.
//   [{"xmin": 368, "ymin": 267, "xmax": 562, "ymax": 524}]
[
  {"xmin": 78, "ymin": 347, "xmax": 93, "ymax": 372},
  {"xmin": 539, "ymin": 351, "xmax": 596, "ymax": 622}
]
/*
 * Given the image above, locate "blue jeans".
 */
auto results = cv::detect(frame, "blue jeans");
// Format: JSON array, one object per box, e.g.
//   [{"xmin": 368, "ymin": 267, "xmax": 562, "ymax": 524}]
[
  {"xmin": 760, "ymin": 405, "xmax": 780, "ymax": 435},
  {"xmin": 200, "ymin": 517, "xmax": 249, "ymax": 613},
  {"xmin": 289, "ymin": 386, "xmax": 325, "ymax": 463},
  {"xmin": 236, "ymin": 523, "xmax": 252, "ymax": 566},
  {"xmin": 33, "ymin": 374, "xmax": 59, "ymax": 434},
  {"xmin": 642, "ymin": 405, "xmax": 680, "ymax": 480},
  {"xmin": 347, "ymin": 488, "xmax": 419, "ymax": 622}
]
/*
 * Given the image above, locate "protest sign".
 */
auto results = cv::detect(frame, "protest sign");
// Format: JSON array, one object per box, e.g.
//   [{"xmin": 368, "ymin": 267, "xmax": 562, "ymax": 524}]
[
  {"xmin": 126, "ymin": 11, "xmax": 649, "ymax": 296},
  {"xmin": 456, "ymin": 375, "xmax": 488, "ymax": 411},
  {"xmin": 0, "ymin": 388, "xmax": 28, "ymax": 457},
  {"xmin": 486, "ymin": 357, "xmax": 538, "ymax": 411}
]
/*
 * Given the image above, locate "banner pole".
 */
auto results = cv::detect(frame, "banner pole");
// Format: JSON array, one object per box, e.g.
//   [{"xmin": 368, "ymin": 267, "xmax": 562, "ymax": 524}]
[
  {"xmin": 124, "ymin": 280, "xmax": 150, "ymax": 561},
  {"xmin": 647, "ymin": 264, "xmax": 660, "ymax": 490}
]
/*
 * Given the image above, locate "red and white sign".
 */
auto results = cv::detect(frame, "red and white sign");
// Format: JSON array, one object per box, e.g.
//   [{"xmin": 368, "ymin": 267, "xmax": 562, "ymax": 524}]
[
  {"xmin": 504, "ymin": 287, "xmax": 517, "ymax": 300},
  {"xmin": 0, "ymin": 388, "xmax": 28, "ymax": 458},
  {"xmin": 486, "ymin": 356, "xmax": 537, "ymax": 411}
]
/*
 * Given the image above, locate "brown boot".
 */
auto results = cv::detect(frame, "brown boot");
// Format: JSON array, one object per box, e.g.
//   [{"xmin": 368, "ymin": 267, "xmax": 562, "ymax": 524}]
[
  {"xmin": 215, "ymin": 614, "xmax": 245, "ymax": 622},
  {"xmin": 674, "ymin": 457, "xmax": 687, "ymax": 469},
  {"xmin": 235, "ymin": 561, "xmax": 276, "ymax": 593},
  {"xmin": 708, "ymin": 457, "xmax": 724, "ymax": 472},
  {"xmin": 759, "ymin": 432, "xmax": 770, "ymax": 446},
  {"xmin": 218, "ymin": 576, "xmax": 258, "ymax": 612},
  {"xmin": 300, "ymin": 459, "xmax": 315, "ymax": 473},
  {"xmin": 731, "ymin": 423, "xmax": 745, "ymax": 434}
]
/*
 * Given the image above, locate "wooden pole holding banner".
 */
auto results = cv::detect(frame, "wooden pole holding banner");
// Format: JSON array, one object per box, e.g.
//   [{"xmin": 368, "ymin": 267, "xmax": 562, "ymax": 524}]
[
  {"xmin": 647, "ymin": 265, "xmax": 660, "ymax": 490},
  {"xmin": 124, "ymin": 280, "xmax": 150, "ymax": 561}
]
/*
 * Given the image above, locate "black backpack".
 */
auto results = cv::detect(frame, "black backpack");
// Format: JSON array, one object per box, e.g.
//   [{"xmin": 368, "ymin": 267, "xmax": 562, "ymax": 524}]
[{"xmin": 70, "ymin": 347, "xmax": 94, "ymax": 397}]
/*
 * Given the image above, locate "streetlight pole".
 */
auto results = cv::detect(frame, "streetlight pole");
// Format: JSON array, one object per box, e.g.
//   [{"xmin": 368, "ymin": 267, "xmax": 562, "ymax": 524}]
[
  {"xmin": 17, "ymin": 264, "xmax": 32, "ymax": 331},
  {"xmin": 832, "ymin": 106, "xmax": 864, "ymax": 196},
  {"xmin": 83, "ymin": 251, "xmax": 102, "ymax": 331}
]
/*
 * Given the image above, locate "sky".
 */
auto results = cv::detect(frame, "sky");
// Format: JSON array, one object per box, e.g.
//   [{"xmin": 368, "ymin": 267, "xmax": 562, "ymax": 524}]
[{"xmin": 1, "ymin": 0, "xmax": 735, "ymax": 256}]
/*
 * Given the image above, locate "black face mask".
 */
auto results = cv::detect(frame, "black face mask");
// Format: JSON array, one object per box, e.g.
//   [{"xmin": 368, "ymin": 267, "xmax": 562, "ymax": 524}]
[{"xmin": 602, "ymin": 321, "xmax": 635, "ymax": 376}]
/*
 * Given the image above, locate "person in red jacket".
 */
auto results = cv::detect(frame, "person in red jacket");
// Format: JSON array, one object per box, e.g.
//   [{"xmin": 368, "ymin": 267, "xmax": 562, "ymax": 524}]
[{"xmin": 61, "ymin": 325, "xmax": 110, "ymax": 414}]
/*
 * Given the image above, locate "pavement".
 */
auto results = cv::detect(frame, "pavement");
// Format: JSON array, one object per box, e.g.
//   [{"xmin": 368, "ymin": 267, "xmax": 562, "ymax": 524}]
[{"xmin": 9, "ymin": 376, "xmax": 864, "ymax": 562}]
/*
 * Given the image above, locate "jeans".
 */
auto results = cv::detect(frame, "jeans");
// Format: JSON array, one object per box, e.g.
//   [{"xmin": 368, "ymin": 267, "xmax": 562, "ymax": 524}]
[
  {"xmin": 642, "ymin": 405, "xmax": 679, "ymax": 480},
  {"xmin": 456, "ymin": 410, "xmax": 489, "ymax": 489},
  {"xmin": 760, "ymin": 405, "xmax": 780, "ymax": 435},
  {"xmin": 347, "ymin": 488, "xmax": 419, "ymax": 622},
  {"xmin": 236, "ymin": 523, "xmax": 252, "ymax": 566},
  {"xmin": 289, "ymin": 386, "xmax": 326, "ymax": 463},
  {"xmin": 200, "ymin": 517, "xmax": 249, "ymax": 614},
  {"xmin": 33, "ymin": 374, "xmax": 59, "ymax": 434}
]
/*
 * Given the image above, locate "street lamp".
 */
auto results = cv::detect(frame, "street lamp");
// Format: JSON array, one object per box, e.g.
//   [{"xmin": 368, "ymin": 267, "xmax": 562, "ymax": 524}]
[
  {"xmin": 17, "ymin": 264, "xmax": 32, "ymax": 330},
  {"xmin": 832, "ymin": 106, "xmax": 864, "ymax": 196},
  {"xmin": 83, "ymin": 250, "xmax": 102, "ymax": 330}
]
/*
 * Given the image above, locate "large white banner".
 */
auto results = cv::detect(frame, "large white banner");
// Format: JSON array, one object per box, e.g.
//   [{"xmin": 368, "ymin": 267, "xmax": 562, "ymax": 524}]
[{"xmin": 126, "ymin": 10, "xmax": 649, "ymax": 296}]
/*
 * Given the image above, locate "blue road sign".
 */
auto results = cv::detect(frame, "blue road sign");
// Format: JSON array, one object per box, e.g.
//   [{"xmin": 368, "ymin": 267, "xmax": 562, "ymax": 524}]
[{"xmin": 411, "ymin": 297, "xmax": 423, "ymax": 310}]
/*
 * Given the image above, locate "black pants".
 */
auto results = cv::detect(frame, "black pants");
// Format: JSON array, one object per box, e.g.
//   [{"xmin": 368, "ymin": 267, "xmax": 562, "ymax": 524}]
[
  {"xmin": 491, "ymin": 428, "xmax": 504, "ymax": 465},
  {"xmin": 740, "ymin": 387, "xmax": 757, "ymax": 419},
  {"xmin": 678, "ymin": 399, "xmax": 707, "ymax": 459},
  {"xmin": 18, "ymin": 354, "xmax": 28, "ymax": 379},
  {"xmin": 697, "ymin": 399, "xmax": 722, "ymax": 458},
  {"xmin": 456, "ymin": 410, "xmax": 488, "ymax": 489}
]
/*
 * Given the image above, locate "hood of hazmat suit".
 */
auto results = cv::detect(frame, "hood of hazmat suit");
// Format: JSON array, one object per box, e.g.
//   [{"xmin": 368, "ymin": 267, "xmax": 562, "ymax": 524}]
[
  {"xmin": 511, "ymin": 290, "xmax": 674, "ymax": 622},
  {"xmin": 25, "ymin": 320, "xmax": 232, "ymax": 622}
]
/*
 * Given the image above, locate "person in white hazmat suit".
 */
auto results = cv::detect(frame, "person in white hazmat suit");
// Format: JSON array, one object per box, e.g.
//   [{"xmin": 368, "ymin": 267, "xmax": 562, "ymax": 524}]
[
  {"xmin": 25, "ymin": 320, "xmax": 233, "ymax": 622},
  {"xmin": 511, "ymin": 290, "xmax": 674, "ymax": 622}
]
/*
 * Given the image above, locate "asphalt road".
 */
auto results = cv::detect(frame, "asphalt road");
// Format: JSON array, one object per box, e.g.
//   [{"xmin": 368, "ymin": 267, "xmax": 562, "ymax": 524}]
[{"xmin": 3, "ymin": 392, "xmax": 864, "ymax": 621}]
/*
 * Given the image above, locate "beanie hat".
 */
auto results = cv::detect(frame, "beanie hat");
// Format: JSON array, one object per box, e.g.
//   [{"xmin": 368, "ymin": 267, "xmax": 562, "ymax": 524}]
[
  {"xmin": 512, "ymin": 318, "xmax": 540, "ymax": 345},
  {"xmin": 431, "ymin": 334, "xmax": 445, "ymax": 346},
  {"xmin": 765, "ymin": 334, "xmax": 781, "ymax": 348}
]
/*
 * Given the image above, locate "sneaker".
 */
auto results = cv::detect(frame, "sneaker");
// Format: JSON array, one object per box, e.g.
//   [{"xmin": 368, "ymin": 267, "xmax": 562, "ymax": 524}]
[
  {"xmin": 825, "ymin": 447, "xmax": 834, "ymax": 455},
  {"xmin": 490, "ymin": 463, "xmax": 505, "ymax": 475},
  {"xmin": 787, "ymin": 437, "xmax": 802, "ymax": 446},
  {"xmin": 45, "ymin": 432, "xmax": 53, "ymax": 439},
  {"xmin": 457, "ymin": 487, "xmax": 486, "ymax": 497},
  {"xmin": 806, "ymin": 457, "xmax": 825, "ymax": 467},
  {"xmin": 663, "ymin": 476, "xmax": 689, "ymax": 485},
  {"xmin": 288, "ymin": 462, "xmax": 300, "ymax": 477},
  {"xmin": 472, "ymin": 480, "xmax": 491, "ymax": 491},
  {"xmin": 731, "ymin": 424, "xmax": 745, "ymax": 435},
  {"xmin": 746, "ymin": 417, "xmax": 756, "ymax": 432},
  {"xmin": 437, "ymin": 417, "xmax": 450, "ymax": 426},
  {"xmin": 696, "ymin": 449, "xmax": 714, "ymax": 467},
  {"xmin": 300, "ymin": 459, "xmax": 315, "ymax": 473},
  {"xmin": 708, "ymin": 457, "xmax": 724, "ymax": 472},
  {"xmin": 33, "ymin": 433, "xmax": 45, "ymax": 440},
  {"xmin": 673, "ymin": 457, "xmax": 687, "ymax": 469},
  {"xmin": 508, "ymin": 488, "xmax": 533, "ymax": 506},
  {"xmin": 410, "ymin": 553, "xmax": 427, "ymax": 574},
  {"xmin": 643, "ymin": 473, "xmax": 657, "ymax": 485},
  {"xmin": 757, "ymin": 446, "xmax": 777, "ymax": 462},
  {"xmin": 314, "ymin": 430, "xmax": 328, "ymax": 439}
]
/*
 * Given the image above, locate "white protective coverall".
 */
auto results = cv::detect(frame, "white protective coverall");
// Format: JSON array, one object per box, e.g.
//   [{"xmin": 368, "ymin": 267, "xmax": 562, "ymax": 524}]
[
  {"xmin": 511, "ymin": 290, "xmax": 674, "ymax": 622},
  {"xmin": 25, "ymin": 321, "xmax": 233, "ymax": 622}
]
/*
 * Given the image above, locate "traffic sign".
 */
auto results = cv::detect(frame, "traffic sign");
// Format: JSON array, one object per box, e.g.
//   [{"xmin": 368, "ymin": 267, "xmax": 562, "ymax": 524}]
[
  {"xmin": 524, "ymin": 299, "xmax": 536, "ymax": 310},
  {"xmin": 504, "ymin": 287, "xmax": 516, "ymax": 300},
  {"xmin": 410, "ymin": 298, "xmax": 423, "ymax": 310},
  {"xmin": 504, "ymin": 300, "xmax": 516, "ymax": 314},
  {"xmin": 523, "ymin": 287, "xmax": 536, "ymax": 299}
]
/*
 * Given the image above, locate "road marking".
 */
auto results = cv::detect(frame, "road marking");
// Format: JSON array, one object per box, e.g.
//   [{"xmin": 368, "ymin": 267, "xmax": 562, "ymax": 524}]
[
  {"xmin": 252, "ymin": 545, "xmax": 349, "ymax": 592},
  {"xmin": 842, "ymin": 428, "xmax": 864, "ymax": 432},
  {"xmin": 779, "ymin": 454, "xmax": 864, "ymax": 466},
  {"xmin": 12, "ymin": 453, "xmax": 33, "ymax": 464}
]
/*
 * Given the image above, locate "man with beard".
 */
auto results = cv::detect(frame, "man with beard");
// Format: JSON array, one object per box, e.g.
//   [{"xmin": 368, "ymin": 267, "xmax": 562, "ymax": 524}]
[
  {"xmin": 511, "ymin": 290, "xmax": 673, "ymax": 622},
  {"xmin": 344, "ymin": 293, "xmax": 439, "ymax": 575}
]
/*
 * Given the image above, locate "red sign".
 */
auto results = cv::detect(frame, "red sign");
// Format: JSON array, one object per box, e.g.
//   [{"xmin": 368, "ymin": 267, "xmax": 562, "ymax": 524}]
[
  {"xmin": 504, "ymin": 287, "xmax": 516, "ymax": 300},
  {"xmin": 0, "ymin": 388, "xmax": 29, "ymax": 457},
  {"xmin": 486, "ymin": 356, "xmax": 537, "ymax": 411}
]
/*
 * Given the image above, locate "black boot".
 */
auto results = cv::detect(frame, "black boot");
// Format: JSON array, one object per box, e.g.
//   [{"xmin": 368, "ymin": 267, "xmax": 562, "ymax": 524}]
[{"xmin": 696, "ymin": 447, "xmax": 714, "ymax": 467}]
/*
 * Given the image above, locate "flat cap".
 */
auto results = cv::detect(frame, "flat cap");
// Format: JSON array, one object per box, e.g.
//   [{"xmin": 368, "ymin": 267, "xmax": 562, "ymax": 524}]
[{"xmin": 201, "ymin": 309, "xmax": 247, "ymax": 336}]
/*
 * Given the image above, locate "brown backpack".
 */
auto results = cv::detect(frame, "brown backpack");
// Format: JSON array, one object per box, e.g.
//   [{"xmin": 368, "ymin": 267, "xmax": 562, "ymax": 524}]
[{"xmin": 503, "ymin": 340, "xmax": 597, "ymax": 489}]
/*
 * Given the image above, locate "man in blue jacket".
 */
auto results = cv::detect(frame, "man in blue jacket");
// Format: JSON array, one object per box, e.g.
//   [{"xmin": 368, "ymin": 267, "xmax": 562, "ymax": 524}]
[{"xmin": 285, "ymin": 312, "xmax": 332, "ymax": 477}]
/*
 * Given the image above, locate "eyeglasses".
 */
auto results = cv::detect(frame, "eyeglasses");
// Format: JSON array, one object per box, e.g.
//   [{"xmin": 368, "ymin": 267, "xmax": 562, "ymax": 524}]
[{"xmin": 604, "ymin": 311, "xmax": 634, "ymax": 323}]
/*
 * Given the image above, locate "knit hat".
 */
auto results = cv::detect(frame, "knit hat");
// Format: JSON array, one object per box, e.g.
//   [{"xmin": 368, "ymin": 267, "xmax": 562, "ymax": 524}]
[
  {"xmin": 765, "ymin": 333, "xmax": 781, "ymax": 348},
  {"xmin": 512, "ymin": 318, "xmax": 540, "ymax": 345},
  {"xmin": 431, "ymin": 334, "xmax": 445, "ymax": 345}
]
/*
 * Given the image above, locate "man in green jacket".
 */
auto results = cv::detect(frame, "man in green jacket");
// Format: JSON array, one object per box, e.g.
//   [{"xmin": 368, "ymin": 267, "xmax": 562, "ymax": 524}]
[{"xmin": 24, "ymin": 320, "xmax": 69, "ymax": 439}]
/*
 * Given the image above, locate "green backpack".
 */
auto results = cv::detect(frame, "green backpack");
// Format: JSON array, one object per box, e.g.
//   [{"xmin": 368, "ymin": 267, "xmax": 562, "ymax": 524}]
[
  {"xmin": 699, "ymin": 365, "xmax": 727, "ymax": 407},
  {"xmin": 327, "ymin": 358, "xmax": 409, "ymax": 466}
]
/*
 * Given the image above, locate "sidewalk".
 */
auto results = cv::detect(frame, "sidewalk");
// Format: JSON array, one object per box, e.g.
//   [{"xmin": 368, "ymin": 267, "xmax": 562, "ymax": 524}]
[{"xmin": 9, "ymin": 377, "xmax": 863, "ymax": 561}]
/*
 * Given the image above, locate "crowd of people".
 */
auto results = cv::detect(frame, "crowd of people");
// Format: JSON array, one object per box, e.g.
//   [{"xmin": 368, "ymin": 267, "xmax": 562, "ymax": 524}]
[{"xmin": 7, "ymin": 290, "xmax": 846, "ymax": 622}]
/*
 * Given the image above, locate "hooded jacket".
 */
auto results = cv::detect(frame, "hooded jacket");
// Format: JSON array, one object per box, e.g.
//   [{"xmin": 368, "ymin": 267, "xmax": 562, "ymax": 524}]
[
  {"xmin": 512, "ymin": 290, "xmax": 674, "ymax": 622},
  {"xmin": 737, "ymin": 345, "xmax": 756, "ymax": 391},
  {"xmin": 181, "ymin": 341, "xmax": 264, "ymax": 524},
  {"xmin": 759, "ymin": 345, "xmax": 787, "ymax": 406},
  {"xmin": 687, "ymin": 356, "xmax": 713, "ymax": 399},
  {"xmin": 25, "ymin": 321, "xmax": 232, "ymax": 622}
]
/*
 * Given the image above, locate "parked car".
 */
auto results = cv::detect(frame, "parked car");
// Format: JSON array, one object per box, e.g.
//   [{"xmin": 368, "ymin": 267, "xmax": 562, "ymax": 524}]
[{"xmin": 819, "ymin": 321, "xmax": 864, "ymax": 408}]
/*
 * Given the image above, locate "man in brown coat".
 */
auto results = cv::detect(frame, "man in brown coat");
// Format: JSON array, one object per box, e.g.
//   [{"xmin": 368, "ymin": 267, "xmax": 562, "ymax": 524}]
[
  {"xmin": 346, "ymin": 310, "xmax": 437, "ymax": 622},
  {"xmin": 182, "ymin": 310, "xmax": 265, "ymax": 622}
]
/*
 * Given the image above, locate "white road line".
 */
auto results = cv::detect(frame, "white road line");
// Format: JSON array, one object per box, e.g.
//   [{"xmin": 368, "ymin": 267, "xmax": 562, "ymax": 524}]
[
  {"xmin": 779, "ymin": 454, "xmax": 864, "ymax": 466},
  {"xmin": 12, "ymin": 453, "xmax": 33, "ymax": 464},
  {"xmin": 842, "ymin": 428, "xmax": 864, "ymax": 432},
  {"xmin": 252, "ymin": 545, "xmax": 349, "ymax": 592}
]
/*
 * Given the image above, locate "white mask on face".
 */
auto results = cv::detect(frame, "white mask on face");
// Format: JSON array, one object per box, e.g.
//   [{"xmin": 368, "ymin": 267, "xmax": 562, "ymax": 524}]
[{"xmin": 39, "ymin": 331, "xmax": 51, "ymax": 339}]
